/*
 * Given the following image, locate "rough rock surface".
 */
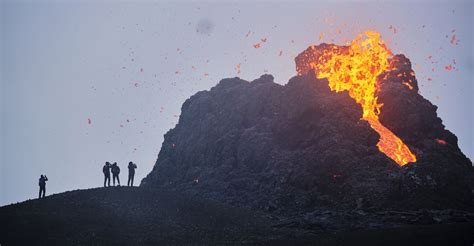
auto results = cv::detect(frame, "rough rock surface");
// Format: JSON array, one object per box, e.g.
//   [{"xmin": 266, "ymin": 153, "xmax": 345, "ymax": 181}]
[{"xmin": 142, "ymin": 45, "xmax": 473, "ymax": 228}]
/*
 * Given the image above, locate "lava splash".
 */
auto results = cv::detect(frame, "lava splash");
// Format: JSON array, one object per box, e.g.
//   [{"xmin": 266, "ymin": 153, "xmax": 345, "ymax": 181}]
[{"xmin": 296, "ymin": 31, "xmax": 416, "ymax": 166}]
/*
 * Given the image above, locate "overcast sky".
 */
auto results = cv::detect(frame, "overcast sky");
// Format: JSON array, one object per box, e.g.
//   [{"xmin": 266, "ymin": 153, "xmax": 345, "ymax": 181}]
[{"xmin": 1, "ymin": 0, "xmax": 472, "ymax": 206}]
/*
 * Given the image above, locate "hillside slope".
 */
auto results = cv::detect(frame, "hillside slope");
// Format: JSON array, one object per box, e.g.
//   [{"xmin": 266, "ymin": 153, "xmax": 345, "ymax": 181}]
[
  {"xmin": 0, "ymin": 187, "xmax": 297, "ymax": 245},
  {"xmin": 1, "ymin": 188, "xmax": 473, "ymax": 245}
]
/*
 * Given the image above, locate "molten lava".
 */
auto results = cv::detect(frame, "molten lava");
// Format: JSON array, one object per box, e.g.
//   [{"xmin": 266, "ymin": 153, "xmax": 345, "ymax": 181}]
[{"xmin": 301, "ymin": 31, "xmax": 416, "ymax": 166}]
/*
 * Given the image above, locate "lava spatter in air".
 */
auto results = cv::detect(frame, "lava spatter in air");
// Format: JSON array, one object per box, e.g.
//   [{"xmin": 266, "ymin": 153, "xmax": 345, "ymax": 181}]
[{"xmin": 299, "ymin": 31, "xmax": 416, "ymax": 166}]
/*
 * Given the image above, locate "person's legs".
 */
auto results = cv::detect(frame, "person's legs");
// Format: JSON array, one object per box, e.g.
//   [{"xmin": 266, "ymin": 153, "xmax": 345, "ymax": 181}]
[
  {"xmin": 42, "ymin": 187, "xmax": 46, "ymax": 198},
  {"xmin": 107, "ymin": 175, "xmax": 110, "ymax": 187},
  {"xmin": 117, "ymin": 175, "xmax": 120, "ymax": 186},
  {"xmin": 128, "ymin": 175, "xmax": 131, "ymax": 186},
  {"xmin": 104, "ymin": 175, "xmax": 107, "ymax": 187},
  {"xmin": 131, "ymin": 174, "xmax": 134, "ymax": 186},
  {"xmin": 112, "ymin": 175, "xmax": 116, "ymax": 186},
  {"xmin": 39, "ymin": 187, "xmax": 42, "ymax": 199}
]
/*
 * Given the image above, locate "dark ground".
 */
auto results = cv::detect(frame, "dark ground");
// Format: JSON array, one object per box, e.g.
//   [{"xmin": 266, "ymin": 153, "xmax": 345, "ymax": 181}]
[{"xmin": 1, "ymin": 187, "xmax": 472, "ymax": 245}]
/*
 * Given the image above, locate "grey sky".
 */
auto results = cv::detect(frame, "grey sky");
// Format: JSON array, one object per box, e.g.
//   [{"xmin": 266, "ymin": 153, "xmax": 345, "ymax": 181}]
[{"xmin": 1, "ymin": 1, "xmax": 472, "ymax": 206}]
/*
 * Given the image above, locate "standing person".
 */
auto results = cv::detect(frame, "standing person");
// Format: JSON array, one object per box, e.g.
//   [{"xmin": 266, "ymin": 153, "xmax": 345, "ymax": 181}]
[
  {"xmin": 111, "ymin": 162, "xmax": 120, "ymax": 186},
  {"xmin": 38, "ymin": 175, "xmax": 48, "ymax": 198},
  {"xmin": 103, "ymin": 162, "xmax": 111, "ymax": 187},
  {"xmin": 127, "ymin": 162, "xmax": 138, "ymax": 187}
]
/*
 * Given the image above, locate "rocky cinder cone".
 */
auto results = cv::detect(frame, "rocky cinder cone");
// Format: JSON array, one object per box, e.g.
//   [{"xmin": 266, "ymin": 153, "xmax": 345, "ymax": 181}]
[
  {"xmin": 377, "ymin": 54, "xmax": 474, "ymax": 210},
  {"xmin": 142, "ymin": 45, "xmax": 473, "ymax": 216}
]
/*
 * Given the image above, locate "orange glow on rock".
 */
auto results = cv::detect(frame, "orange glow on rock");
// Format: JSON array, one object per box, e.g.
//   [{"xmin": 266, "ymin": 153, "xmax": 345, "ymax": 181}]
[
  {"xmin": 299, "ymin": 31, "xmax": 416, "ymax": 166},
  {"xmin": 403, "ymin": 82, "xmax": 414, "ymax": 90},
  {"xmin": 435, "ymin": 138, "xmax": 447, "ymax": 145}
]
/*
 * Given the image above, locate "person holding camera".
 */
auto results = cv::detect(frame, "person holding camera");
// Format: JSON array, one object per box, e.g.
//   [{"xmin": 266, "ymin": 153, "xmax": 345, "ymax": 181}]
[
  {"xmin": 38, "ymin": 175, "xmax": 48, "ymax": 198},
  {"xmin": 127, "ymin": 162, "xmax": 138, "ymax": 187}
]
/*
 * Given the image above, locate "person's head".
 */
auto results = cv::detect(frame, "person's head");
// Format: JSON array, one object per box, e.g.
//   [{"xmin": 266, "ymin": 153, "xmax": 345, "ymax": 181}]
[
  {"xmin": 105, "ymin": 161, "xmax": 110, "ymax": 165},
  {"xmin": 40, "ymin": 175, "xmax": 43, "ymax": 178},
  {"xmin": 129, "ymin": 161, "xmax": 133, "ymax": 165}
]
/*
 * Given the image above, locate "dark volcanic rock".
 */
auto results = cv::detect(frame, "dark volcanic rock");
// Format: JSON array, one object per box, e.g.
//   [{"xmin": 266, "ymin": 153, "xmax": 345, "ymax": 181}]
[
  {"xmin": 0, "ymin": 187, "xmax": 300, "ymax": 245},
  {"xmin": 377, "ymin": 54, "xmax": 474, "ymax": 210},
  {"xmin": 142, "ymin": 45, "xmax": 474, "ymax": 223},
  {"xmin": 2, "ymin": 188, "xmax": 473, "ymax": 245}
]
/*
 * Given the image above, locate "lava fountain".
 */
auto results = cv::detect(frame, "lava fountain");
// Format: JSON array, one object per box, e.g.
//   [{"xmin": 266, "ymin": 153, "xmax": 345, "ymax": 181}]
[{"xmin": 297, "ymin": 31, "xmax": 416, "ymax": 166}]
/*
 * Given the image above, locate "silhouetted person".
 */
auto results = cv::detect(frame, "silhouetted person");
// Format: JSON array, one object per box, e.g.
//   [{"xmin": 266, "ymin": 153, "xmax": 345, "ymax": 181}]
[
  {"xmin": 127, "ymin": 162, "xmax": 138, "ymax": 186},
  {"xmin": 38, "ymin": 175, "xmax": 48, "ymax": 198},
  {"xmin": 103, "ymin": 162, "xmax": 111, "ymax": 187},
  {"xmin": 111, "ymin": 162, "xmax": 120, "ymax": 186}
]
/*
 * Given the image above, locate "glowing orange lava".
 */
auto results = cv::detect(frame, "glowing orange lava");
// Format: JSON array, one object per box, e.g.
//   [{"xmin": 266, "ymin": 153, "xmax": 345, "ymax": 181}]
[{"xmin": 307, "ymin": 31, "xmax": 416, "ymax": 166}]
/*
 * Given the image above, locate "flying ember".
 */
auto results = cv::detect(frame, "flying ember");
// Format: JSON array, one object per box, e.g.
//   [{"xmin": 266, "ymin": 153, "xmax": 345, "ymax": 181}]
[{"xmin": 300, "ymin": 31, "xmax": 416, "ymax": 166}]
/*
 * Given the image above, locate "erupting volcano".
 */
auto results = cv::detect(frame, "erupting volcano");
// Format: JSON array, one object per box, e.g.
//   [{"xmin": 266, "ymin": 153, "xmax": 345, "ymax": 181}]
[
  {"xmin": 138, "ymin": 27, "xmax": 474, "ymax": 222},
  {"xmin": 4, "ymin": 27, "xmax": 474, "ymax": 245},
  {"xmin": 296, "ymin": 31, "xmax": 416, "ymax": 165},
  {"xmin": 3, "ymin": 1, "xmax": 474, "ymax": 244}
]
